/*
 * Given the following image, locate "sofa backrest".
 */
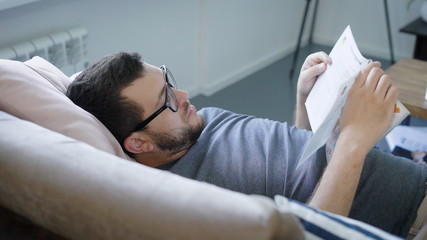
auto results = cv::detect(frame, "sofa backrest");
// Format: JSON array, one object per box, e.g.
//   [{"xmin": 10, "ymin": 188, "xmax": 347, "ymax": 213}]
[{"xmin": 0, "ymin": 110, "xmax": 304, "ymax": 240}]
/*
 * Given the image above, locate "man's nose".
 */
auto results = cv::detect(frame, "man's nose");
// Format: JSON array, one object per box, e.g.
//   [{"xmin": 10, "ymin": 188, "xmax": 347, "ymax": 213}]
[{"xmin": 173, "ymin": 89, "xmax": 189, "ymax": 106}]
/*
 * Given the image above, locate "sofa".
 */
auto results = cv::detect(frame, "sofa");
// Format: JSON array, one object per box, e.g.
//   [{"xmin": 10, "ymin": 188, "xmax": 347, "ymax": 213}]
[{"xmin": 0, "ymin": 56, "xmax": 418, "ymax": 239}]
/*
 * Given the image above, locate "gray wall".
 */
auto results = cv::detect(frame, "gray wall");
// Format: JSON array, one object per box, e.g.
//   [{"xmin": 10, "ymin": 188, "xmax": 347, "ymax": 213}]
[{"xmin": 0, "ymin": 0, "xmax": 421, "ymax": 97}]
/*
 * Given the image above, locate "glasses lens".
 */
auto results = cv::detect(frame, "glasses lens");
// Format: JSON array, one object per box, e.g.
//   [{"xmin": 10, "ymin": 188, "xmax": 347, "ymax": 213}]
[
  {"xmin": 165, "ymin": 68, "xmax": 177, "ymax": 89},
  {"xmin": 167, "ymin": 86, "xmax": 178, "ymax": 111},
  {"xmin": 162, "ymin": 66, "xmax": 178, "ymax": 112}
]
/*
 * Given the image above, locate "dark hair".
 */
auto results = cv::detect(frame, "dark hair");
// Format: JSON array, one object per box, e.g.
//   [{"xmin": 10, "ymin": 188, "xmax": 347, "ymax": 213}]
[{"xmin": 66, "ymin": 52, "xmax": 145, "ymax": 156}]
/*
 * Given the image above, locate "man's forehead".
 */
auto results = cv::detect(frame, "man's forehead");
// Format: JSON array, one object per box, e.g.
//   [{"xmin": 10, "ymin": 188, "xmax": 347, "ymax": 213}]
[
  {"xmin": 143, "ymin": 62, "xmax": 161, "ymax": 73},
  {"xmin": 127, "ymin": 63, "xmax": 162, "ymax": 85},
  {"xmin": 120, "ymin": 63, "xmax": 164, "ymax": 108}
]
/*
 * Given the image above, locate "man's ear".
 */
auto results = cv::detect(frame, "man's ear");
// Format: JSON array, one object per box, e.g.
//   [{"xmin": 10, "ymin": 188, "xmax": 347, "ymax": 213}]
[{"xmin": 124, "ymin": 132, "xmax": 154, "ymax": 154}]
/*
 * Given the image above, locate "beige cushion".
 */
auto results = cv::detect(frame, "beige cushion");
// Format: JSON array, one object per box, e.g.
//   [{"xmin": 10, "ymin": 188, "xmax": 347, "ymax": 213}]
[
  {"xmin": 0, "ymin": 57, "xmax": 132, "ymax": 160},
  {"xmin": 0, "ymin": 111, "xmax": 304, "ymax": 240}
]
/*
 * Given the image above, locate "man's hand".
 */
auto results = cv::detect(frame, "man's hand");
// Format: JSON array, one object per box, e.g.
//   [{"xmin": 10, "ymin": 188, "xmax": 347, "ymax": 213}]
[
  {"xmin": 297, "ymin": 51, "xmax": 332, "ymax": 99},
  {"xmin": 339, "ymin": 62, "xmax": 399, "ymax": 154},
  {"xmin": 309, "ymin": 63, "xmax": 399, "ymax": 216},
  {"xmin": 294, "ymin": 52, "xmax": 331, "ymax": 130}
]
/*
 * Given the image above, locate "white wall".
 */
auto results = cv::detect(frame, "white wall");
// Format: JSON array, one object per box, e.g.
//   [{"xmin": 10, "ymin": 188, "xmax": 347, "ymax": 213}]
[
  {"xmin": 0, "ymin": 0, "xmax": 200, "ymax": 95},
  {"xmin": 199, "ymin": 0, "xmax": 305, "ymax": 95},
  {"xmin": 0, "ymin": 0, "xmax": 421, "ymax": 97},
  {"xmin": 313, "ymin": 0, "xmax": 420, "ymax": 61}
]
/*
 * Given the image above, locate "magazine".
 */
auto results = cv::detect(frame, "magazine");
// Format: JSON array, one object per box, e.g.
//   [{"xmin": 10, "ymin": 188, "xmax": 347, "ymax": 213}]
[{"xmin": 297, "ymin": 26, "xmax": 410, "ymax": 168}]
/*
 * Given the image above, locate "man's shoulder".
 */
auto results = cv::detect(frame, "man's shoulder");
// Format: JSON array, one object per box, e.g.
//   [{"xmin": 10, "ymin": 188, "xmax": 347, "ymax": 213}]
[
  {"xmin": 198, "ymin": 107, "xmax": 231, "ymax": 119},
  {"xmin": 197, "ymin": 107, "xmax": 247, "ymax": 129},
  {"xmin": 198, "ymin": 107, "xmax": 226, "ymax": 114}
]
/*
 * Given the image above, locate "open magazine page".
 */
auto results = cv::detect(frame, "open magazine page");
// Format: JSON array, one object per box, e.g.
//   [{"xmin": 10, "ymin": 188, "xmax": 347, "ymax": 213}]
[
  {"xmin": 306, "ymin": 26, "xmax": 369, "ymax": 133},
  {"xmin": 297, "ymin": 26, "xmax": 410, "ymax": 168}
]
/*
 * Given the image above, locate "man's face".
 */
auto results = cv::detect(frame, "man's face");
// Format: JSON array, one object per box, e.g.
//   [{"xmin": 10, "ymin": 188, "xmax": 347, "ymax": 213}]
[{"xmin": 121, "ymin": 63, "xmax": 204, "ymax": 157}]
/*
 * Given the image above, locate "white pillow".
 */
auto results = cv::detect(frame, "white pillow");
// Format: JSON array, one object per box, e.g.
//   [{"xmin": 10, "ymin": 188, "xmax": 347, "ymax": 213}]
[
  {"xmin": 274, "ymin": 195, "xmax": 402, "ymax": 240},
  {"xmin": 0, "ymin": 57, "xmax": 132, "ymax": 161}
]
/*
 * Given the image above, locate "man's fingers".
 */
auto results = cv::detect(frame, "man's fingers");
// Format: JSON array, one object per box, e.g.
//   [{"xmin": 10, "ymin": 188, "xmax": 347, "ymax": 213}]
[
  {"xmin": 311, "ymin": 51, "xmax": 332, "ymax": 65},
  {"xmin": 365, "ymin": 67, "xmax": 384, "ymax": 91},
  {"xmin": 375, "ymin": 74, "xmax": 392, "ymax": 98},
  {"xmin": 302, "ymin": 62, "xmax": 327, "ymax": 80},
  {"xmin": 385, "ymin": 86, "xmax": 399, "ymax": 104},
  {"xmin": 384, "ymin": 86, "xmax": 399, "ymax": 117},
  {"xmin": 303, "ymin": 51, "xmax": 331, "ymax": 70},
  {"xmin": 355, "ymin": 62, "xmax": 381, "ymax": 87}
]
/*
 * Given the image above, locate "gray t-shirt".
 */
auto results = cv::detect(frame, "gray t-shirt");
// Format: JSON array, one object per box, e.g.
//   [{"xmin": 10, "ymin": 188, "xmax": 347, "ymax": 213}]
[
  {"xmin": 159, "ymin": 107, "xmax": 427, "ymax": 237},
  {"xmin": 159, "ymin": 107, "xmax": 326, "ymax": 202}
]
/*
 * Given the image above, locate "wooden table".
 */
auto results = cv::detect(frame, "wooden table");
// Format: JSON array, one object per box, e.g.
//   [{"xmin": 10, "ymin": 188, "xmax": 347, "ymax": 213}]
[{"xmin": 385, "ymin": 58, "xmax": 427, "ymax": 120}]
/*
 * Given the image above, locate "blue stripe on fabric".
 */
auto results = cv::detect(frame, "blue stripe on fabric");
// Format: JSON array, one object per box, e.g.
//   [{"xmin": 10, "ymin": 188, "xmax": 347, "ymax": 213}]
[
  {"xmin": 299, "ymin": 218, "xmax": 343, "ymax": 240},
  {"xmin": 291, "ymin": 200, "xmax": 389, "ymax": 240}
]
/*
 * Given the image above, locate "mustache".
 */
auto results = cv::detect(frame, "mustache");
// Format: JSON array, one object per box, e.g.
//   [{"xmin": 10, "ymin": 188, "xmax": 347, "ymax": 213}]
[{"xmin": 182, "ymin": 100, "xmax": 190, "ymax": 113}]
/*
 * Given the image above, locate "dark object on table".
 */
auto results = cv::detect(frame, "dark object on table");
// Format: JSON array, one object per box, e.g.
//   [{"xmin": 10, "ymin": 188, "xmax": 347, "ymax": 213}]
[
  {"xmin": 392, "ymin": 146, "xmax": 427, "ymax": 163},
  {"xmin": 401, "ymin": 17, "xmax": 427, "ymax": 61}
]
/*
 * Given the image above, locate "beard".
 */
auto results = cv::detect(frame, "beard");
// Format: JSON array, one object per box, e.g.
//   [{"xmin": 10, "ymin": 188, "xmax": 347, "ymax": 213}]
[{"xmin": 145, "ymin": 117, "xmax": 205, "ymax": 156}]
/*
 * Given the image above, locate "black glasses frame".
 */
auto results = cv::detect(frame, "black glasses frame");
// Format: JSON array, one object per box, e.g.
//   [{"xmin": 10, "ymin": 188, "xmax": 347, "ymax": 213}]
[{"xmin": 133, "ymin": 65, "xmax": 178, "ymax": 132}]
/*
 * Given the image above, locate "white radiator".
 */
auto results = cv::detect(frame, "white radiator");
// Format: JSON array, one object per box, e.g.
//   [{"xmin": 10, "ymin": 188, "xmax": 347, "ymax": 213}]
[{"xmin": 0, "ymin": 27, "xmax": 89, "ymax": 74}]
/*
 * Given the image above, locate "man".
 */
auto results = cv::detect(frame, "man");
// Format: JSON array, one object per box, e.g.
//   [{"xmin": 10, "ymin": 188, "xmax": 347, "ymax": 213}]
[{"xmin": 67, "ymin": 51, "xmax": 426, "ymax": 237}]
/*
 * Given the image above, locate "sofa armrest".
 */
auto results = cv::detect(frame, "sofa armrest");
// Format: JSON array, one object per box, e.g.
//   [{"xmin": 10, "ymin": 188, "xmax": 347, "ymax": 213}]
[{"xmin": 0, "ymin": 111, "xmax": 304, "ymax": 240}]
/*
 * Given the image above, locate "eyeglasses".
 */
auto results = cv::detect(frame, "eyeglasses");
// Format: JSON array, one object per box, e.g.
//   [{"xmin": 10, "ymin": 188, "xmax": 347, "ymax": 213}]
[{"xmin": 133, "ymin": 65, "xmax": 178, "ymax": 132}]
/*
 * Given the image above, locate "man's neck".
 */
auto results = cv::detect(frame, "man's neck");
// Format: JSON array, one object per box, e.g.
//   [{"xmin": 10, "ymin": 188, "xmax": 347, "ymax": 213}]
[{"xmin": 134, "ymin": 148, "xmax": 189, "ymax": 168}]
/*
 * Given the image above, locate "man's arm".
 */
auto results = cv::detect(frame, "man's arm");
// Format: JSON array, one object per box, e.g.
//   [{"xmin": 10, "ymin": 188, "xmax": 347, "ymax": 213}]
[
  {"xmin": 294, "ymin": 52, "xmax": 331, "ymax": 130},
  {"xmin": 307, "ymin": 63, "xmax": 399, "ymax": 216}
]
